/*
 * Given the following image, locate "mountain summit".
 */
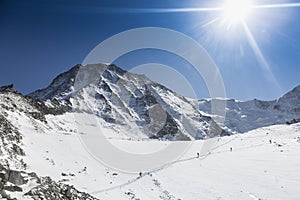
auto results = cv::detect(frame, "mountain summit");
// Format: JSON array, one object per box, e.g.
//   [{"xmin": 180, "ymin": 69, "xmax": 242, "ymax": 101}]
[{"xmin": 29, "ymin": 63, "xmax": 227, "ymax": 140}]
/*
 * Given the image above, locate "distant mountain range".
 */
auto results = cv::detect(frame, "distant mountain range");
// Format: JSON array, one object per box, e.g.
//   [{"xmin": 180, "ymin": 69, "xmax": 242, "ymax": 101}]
[
  {"xmin": 28, "ymin": 63, "xmax": 300, "ymax": 135},
  {"xmin": 195, "ymin": 85, "xmax": 300, "ymax": 133}
]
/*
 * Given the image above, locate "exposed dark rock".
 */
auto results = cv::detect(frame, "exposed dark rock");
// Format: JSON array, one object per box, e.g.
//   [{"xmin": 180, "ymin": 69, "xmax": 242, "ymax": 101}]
[
  {"xmin": 25, "ymin": 176, "xmax": 99, "ymax": 200},
  {"xmin": 7, "ymin": 170, "xmax": 27, "ymax": 185},
  {"xmin": 0, "ymin": 165, "xmax": 26, "ymax": 199},
  {"xmin": 12, "ymin": 144, "xmax": 25, "ymax": 156},
  {"xmin": 61, "ymin": 172, "xmax": 67, "ymax": 176},
  {"xmin": 0, "ymin": 164, "xmax": 98, "ymax": 200},
  {"xmin": 4, "ymin": 185, "xmax": 22, "ymax": 192},
  {"xmin": 25, "ymin": 95, "xmax": 71, "ymax": 116},
  {"xmin": 0, "ymin": 115, "xmax": 21, "ymax": 141},
  {"xmin": 254, "ymin": 99, "xmax": 272, "ymax": 110},
  {"xmin": 0, "ymin": 84, "xmax": 19, "ymax": 94},
  {"xmin": 0, "ymin": 114, "xmax": 26, "ymax": 169},
  {"xmin": 107, "ymin": 64, "xmax": 127, "ymax": 76},
  {"xmin": 155, "ymin": 112, "xmax": 189, "ymax": 141},
  {"xmin": 286, "ymin": 118, "xmax": 300, "ymax": 125}
]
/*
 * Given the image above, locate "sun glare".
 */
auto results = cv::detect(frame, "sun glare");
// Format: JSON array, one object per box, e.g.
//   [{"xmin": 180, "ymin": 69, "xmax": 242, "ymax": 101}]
[{"xmin": 223, "ymin": 0, "xmax": 253, "ymax": 25}]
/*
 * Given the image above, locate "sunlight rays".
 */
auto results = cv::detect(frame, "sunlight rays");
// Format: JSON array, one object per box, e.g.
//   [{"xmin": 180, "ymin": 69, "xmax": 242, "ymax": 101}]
[
  {"xmin": 241, "ymin": 21, "xmax": 281, "ymax": 89},
  {"xmin": 107, "ymin": 1, "xmax": 299, "ymax": 91},
  {"xmin": 201, "ymin": 18, "xmax": 220, "ymax": 28},
  {"xmin": 109, "ymin": 2, "xmax": 300, "ymax": 13},
  {"xmin": 105, "ymin": 7, "xmax": 222, "ymax": 14},
  {"xmin": 201, "ymin": 1, "xmax": 299, "ymax": 91},
  {"xmin": 241, "ymin": 21, "xmax": 270, "ymax": 72},
  {"xmin": 253, "ymin": 3, "xmax": 300, "ymax": 9}
]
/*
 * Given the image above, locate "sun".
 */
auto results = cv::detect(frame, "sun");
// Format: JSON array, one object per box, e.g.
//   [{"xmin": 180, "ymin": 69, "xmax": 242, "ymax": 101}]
[{"xmin": 222, "ymin": 0, "xmax": 253, "ymax": 25}]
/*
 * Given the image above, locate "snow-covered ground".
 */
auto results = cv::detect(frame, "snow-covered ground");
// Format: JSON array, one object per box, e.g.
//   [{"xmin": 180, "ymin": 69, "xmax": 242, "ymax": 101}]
[
  {"xmin": 20, "ymin": 112, "xmax": 300, "ymax": 200},
  {"xmin": 1, "ymin": 65, "xmax": 300, "ymax": 199}
]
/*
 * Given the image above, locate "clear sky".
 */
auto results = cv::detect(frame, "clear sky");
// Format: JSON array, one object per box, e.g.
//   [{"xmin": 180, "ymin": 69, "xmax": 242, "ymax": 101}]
[{"xmin": 1, "ymin": 0, "xmax": 300, "ymax": 100}]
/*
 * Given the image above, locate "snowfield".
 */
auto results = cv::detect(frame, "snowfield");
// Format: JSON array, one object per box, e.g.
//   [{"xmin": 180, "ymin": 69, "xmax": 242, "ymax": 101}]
[
  {"xmin": 1, "ymin": 65, "xmax": 300, "ymax": 199},
  {"xmin": 20, "ymin": 113, "xmax": 300, "ymax": 200}
]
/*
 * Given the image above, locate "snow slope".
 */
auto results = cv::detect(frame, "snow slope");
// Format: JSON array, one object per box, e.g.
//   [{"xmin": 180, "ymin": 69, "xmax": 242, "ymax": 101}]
[
  {"xmin": 20, "ymin": 115, "xmax": 300, "ymax": 200},
  {"xmin": 29, "ymin": 64, "xmax": 226, "ymax": 140},
  {"xmin": 195, "ymin": 85, "xmax": 300, "ymax": 133},
  {"xmin": 0, "ymin": 87, "xmax": 97, "ymax": 199},
  {"xmin": 1, "ymin": 64, "xmax": 300, "ymax": 199}
]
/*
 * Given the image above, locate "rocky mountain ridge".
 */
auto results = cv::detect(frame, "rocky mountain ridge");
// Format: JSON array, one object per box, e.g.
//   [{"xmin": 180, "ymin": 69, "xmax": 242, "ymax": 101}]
[
  {"xmin": 196, "ymin": 85, "xmax": 300, "ymax": 133},
  {"xmin": 0, "ymin": 87, "xmax": 98, "ymax": 199},
  {"xmin": 29, "ymin": 63, "xmax": 227, "ymax": 140}
]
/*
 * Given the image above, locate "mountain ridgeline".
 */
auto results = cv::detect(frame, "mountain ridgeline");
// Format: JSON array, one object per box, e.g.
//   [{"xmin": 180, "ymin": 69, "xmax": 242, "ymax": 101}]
[
  {"xmin": 29, "ymin": 63, "xmax": 227, "ymax": 140},
  {"xmin": 197, "ymin": 85, "xmax": 300, "ymax": 133},
  {"xmin": 1, "ymin": 63, "xmax": 300, "ymax": 199}
]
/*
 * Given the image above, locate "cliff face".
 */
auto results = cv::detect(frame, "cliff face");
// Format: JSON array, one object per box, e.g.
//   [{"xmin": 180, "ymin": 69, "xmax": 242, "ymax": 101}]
[{"xmin": 29, "ymin": 63, "xmax": 227, "ymax": 140}]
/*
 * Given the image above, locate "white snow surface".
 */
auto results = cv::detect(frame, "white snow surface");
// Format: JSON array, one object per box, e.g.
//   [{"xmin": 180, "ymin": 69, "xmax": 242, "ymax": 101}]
[
  {"xmin": 17, "ymin": 111, "xmax": 300, "ymax": 200},
  {"xmin": 1, "ymin": 65, "xmax": 300, "ymax": 199},
  {"xmin": 30, "ymin": 64, "xmax": 221, "ymax": 140}
]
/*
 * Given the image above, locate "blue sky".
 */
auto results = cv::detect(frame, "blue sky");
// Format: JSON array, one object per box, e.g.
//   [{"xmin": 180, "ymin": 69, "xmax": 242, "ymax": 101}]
[{"xmin": 1, "ymin": 0, "xmax": 300, "ymax": 100}]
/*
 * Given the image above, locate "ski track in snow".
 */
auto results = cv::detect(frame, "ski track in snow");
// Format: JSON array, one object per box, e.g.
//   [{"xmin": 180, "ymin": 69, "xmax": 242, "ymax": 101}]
[
  {"xmin": 2, "ymin": 75, "xmax": 300, "ymax": 199},
  {"xmin": 18, "ymin": 113, "xmax": 300, "ymax": 200}
]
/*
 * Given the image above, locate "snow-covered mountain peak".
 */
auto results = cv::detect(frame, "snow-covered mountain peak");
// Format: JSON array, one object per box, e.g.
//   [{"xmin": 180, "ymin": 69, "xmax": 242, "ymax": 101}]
[
  {"xmin": 29, "ymin": 63, "xmax": 148, "ymax": 101},
  {"xmin": 28, "ymin": 64, "xmax": 227, "ymax": 141},
  {"xmin": 0, "ymin": 84, "xmax": 20, "ymax": 94},
  {"xmin": 274, "ymin": 85, "xmax": 300, "ymax": 114},
  {"xmin": 29, "ymin": 64, "xmax": 81, "ymax": 101}
]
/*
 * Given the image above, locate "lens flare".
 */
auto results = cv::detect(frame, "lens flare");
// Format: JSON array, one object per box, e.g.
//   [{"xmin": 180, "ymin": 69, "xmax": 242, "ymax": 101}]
[{"xmin": 222, "ymin": 0, "xmax": 253, "ymax": 24}]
